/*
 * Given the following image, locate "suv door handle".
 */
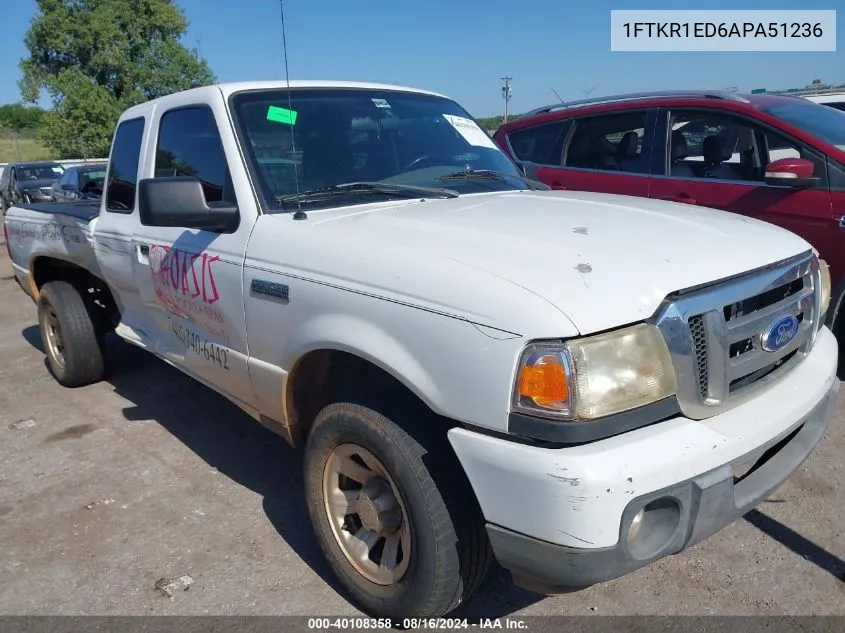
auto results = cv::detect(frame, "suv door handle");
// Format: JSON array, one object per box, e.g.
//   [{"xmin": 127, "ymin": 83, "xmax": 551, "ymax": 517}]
[
  {"xmin": 661, "ymin": 194, "xmax": 697, "ymax": 205},
  {"xmin": 550, "ymin": 181, "xmax": 567, "ymax": 190}
]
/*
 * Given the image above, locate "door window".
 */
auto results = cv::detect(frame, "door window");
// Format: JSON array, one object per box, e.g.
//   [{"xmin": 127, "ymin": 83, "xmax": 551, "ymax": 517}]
[
  {"xmin": 504, "ymin": 121, "xmax": 568, "ymax": 165},
  {"xmin": 666, "ymin": 110, "xmax": 827, "ymax": 187},
  {"xmin": 105, "ymin": 117, "xmax": 145, "ymax": 213},
  {"xmin": 563, "ymin": 111, "xmax": 650, "ymax": 174},
  {"xmin": 68, "ymin": 170, "xmax": 79, "ymax": 189},
  {"xmin": 155, "ymin": 106, "xmax": 235, "ymax": 205}
]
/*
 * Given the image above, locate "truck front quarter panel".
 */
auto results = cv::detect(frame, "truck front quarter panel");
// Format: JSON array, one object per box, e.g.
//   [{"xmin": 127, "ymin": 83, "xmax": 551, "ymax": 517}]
[{"xmin": 240, "ymin": 211, "xmax": 584, "ymax": 437}]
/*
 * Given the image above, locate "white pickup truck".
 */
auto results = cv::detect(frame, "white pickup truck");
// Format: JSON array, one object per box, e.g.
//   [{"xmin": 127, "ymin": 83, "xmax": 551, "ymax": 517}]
[{"xmin": 2, "ymin": 81, "xmax": 839, "ymax": 619}]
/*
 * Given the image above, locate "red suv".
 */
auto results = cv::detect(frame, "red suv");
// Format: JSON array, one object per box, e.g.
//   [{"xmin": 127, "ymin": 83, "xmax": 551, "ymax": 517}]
[{"xmin": 495, "ymin": 90, "xmax": 845, "ymax": 343}]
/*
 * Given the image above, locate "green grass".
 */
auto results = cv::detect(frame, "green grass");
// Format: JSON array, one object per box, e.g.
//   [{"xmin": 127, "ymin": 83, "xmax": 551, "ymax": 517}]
[{"xmin": 0, "ymin": 136, "xmax": 56, "ymax": 163}]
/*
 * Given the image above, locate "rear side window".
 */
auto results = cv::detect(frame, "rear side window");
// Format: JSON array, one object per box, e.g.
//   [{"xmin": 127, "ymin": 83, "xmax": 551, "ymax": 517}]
[
  {"xmin": 563, "ymin": 111, "xmax": 651, "ymax": 174},
  {"xmin": 505, "ymin": 121, "xmax": 567, "ymax": 165},
  {"xmin": 105, "ymin": 117, "xmax": 145, "ymax": 213},
  {"xmin": 155, "ymin": 105, "xmax": 235, "ymax": 205}
]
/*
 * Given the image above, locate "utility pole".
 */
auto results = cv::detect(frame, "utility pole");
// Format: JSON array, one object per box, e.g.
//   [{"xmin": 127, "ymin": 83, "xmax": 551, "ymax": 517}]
[{"xmin": 500, "ymin": 76, "xmax": 512, "ymax": 123}]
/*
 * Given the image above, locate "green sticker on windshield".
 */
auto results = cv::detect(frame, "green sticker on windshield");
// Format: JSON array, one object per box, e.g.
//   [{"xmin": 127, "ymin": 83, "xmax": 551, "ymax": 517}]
[{"xmin": 266, "ymin": 105, "xmax": 298, "ymax": 125}]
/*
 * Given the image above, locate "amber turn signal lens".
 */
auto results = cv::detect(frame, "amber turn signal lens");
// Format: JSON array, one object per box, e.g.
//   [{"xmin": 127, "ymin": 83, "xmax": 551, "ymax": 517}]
[{"xmin": 518, "ymin": 354, "xmax": 569, "ymax": 407}]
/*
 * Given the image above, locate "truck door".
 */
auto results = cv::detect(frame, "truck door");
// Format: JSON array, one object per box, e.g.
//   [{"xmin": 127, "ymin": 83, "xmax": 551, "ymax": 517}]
[
  {"xmin": 94, "ymin": 115, "xmax": 165, "ymax": 350},
  {"xmin": 131, "ymin": 99, "xmax": 257, "ymax": 412}
]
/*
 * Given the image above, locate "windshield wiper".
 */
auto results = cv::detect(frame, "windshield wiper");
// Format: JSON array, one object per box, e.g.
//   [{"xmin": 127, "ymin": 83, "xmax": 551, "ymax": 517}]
[
  {"xmin": 277, "ymin": 182, "xmax": 459, "ymax": 207},
  {"xmin": 435, "ymin": 170, "xmax": 508, "ymax": 182}
]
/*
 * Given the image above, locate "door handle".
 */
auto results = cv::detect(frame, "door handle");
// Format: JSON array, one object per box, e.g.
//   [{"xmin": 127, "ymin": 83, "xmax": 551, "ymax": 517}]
[
  {"xmin": 661, "ymin": 194, "xmax": 697, "ymax": 205},
  {"xmin": 550, "ymin": 181, "xmax": 567, "ymax": 190},
  {"xmin": 137, "ymin": 243, "xmax": 150, "ymax": 265}
]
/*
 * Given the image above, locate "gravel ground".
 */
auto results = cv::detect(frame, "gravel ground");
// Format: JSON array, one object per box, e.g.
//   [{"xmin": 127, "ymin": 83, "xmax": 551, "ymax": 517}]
[{"xmin": 0, "ymin": 235, "xmax": 843, "ymax": 617}]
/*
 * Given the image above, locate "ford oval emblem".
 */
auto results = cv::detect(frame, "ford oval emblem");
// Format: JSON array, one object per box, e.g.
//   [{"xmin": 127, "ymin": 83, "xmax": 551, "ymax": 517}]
[{"xmin": 761, "ymin": 315, "xmax": 800, "ymax": 352}]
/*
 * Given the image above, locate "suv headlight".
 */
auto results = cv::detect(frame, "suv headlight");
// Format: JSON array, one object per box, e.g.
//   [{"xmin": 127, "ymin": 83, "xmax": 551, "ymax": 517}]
[{"xmin": 512, "ymin": 323, "xmax": 677, "ymax": 420}]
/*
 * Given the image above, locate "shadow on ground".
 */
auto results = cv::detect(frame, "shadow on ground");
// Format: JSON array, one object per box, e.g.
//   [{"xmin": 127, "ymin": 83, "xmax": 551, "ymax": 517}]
[{"xmin": 21, "ymin": 326, "xmax": 540, "ymax": 618}]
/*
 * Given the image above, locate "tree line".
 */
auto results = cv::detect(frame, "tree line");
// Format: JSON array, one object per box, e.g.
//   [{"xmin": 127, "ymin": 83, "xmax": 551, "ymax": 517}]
[
  {"xmin": 4, "ymin": 1, "xmax": 518, "ymax": 159},
  {"xmin": 2, "ymin": 0, "xmax": 215, "ymax": 159}
]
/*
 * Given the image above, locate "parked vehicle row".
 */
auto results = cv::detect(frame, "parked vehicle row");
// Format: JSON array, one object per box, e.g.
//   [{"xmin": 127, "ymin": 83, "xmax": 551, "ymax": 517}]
[
  {"xmin": 495, "ymin": 90, "xmax": 845, "ymax": 346},
  {"xmin": 2, "ymin": 80, "xmax": 839, "ymax": 620},
  {"xmin": 0, "ymin": 161, "xmax": 107, "ymax": 213}
]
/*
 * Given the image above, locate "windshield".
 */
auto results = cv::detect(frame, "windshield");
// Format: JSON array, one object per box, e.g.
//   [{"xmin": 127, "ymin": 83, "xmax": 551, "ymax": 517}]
[
  {"xmin": 18, "ymin": 165, "xmax": 63, "ymax": 181},
  {"xmin": 230, "ymin": 88, "xmax": 525, "ymax": 211},
  {"xmin": 762, "ymin": 100, "xmax": 845, "ymax": 152}
]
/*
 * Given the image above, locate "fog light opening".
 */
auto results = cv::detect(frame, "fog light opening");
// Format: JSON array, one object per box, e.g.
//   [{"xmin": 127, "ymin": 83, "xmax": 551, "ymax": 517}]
[{"xmin": 626, "ymin": 497, "xmax": 681, "ymax": 561}]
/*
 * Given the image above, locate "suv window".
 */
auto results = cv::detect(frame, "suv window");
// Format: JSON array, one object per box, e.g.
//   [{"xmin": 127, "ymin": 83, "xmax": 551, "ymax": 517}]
[
  {"xmin": 155, "ymin": 105, "xmax": 235, "ymax": 205},
  {"xmin": 666, "ymin": 110, "xmax": 827, "ymax": 186},
  {"xmin": 563, "ymin": 111, "xmax": 650, "ymax": 174},
  {"xmin": 106, "ymin": 118, "xmax": 145, "ymax": 212},
  {"xmin": 505, "ymin": 121, "xmax": 567, "ymax": 165}
]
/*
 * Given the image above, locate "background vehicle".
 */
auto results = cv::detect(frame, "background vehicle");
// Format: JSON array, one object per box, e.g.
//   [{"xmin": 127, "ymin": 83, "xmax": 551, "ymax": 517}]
[
  {"xmin": 494, "ymin": 90, "xmax": 845, "ymax": 345},
  {"xmin": 3, "ymin": 81, "xmax": 839, "ymax": 619},
  {"xmin": 803, "ymin": 92, "xmax": 845, "ymax": 112},
  {"xmin": 0, "ymin": 160, "xmax": 64, "ymax": 208},
  {"xmin": 50, "ymin": 162, "xmax": 108, "ymax": 202}
]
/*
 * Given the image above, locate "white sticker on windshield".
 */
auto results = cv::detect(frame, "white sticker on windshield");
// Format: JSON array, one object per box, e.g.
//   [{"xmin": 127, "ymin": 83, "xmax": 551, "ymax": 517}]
[
  {"xmin": 52, "ymin": 167, "xmax": 63, "ymax": 173},
  {"xmin": 372, "ymin": 98, "xmax": 391, "ymax": 108},
  {"xmin": 442, "ymin": 114, "xmax": 497, "ymax": 149}
]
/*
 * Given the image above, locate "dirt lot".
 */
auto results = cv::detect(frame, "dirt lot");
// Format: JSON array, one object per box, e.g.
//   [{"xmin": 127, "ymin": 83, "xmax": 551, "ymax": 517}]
[{"xmin": 0, "ymin": 236, "xmax": 843, "ymax": 618}]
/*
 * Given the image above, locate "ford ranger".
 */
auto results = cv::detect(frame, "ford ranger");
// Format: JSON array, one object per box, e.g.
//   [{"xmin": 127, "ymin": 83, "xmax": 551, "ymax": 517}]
[{"xmin": 2, "ymin": 81, "xmax": 839, "ymax": 619}]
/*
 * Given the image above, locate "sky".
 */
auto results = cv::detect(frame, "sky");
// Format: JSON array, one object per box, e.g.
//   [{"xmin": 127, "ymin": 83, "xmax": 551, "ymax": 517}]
[{"xmin": 1, "ymin": 0, "xmax": 843, "ymax": 118}]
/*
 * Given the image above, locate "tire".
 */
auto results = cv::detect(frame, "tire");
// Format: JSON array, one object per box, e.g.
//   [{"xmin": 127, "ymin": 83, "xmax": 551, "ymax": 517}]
[
  {"xmin": 37, "ymin": 280, "xmax": 105, "ymax": 387},
  {"xmin": 303, "ymin": 401, "xmax": 492, "ymax": 619}
]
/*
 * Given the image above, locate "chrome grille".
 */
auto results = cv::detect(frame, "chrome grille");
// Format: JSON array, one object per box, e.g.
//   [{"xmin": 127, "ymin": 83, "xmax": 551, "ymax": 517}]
[
  {"xmin": 654, "ymin": 251, "xmax": 820, "ymax": 420},
  {"xmin": 39, "ymin": 187, "xmax": 52, "ymax": 196},
  {"xmin": 689, "ymin": 315, "xmax": 708, "ymax": 400}
]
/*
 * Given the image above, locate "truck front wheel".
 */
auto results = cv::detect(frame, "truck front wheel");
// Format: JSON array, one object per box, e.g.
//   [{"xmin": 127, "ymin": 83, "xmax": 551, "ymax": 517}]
[
  {"xmin": 303, "ymin": 401, "xmax": 491, "ymax": 619},
  {"xmin": 37, "ymin": 281, "xmax": 105, "ymax": 387}
]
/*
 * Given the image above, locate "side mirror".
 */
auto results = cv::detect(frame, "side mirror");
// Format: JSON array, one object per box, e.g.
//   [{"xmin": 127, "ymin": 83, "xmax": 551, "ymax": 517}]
[
  {"xmin": 138, "ymin": 177, "xmax": 238, "ymax": 232},
  {"xmin": 513, "ymin": 160, "xmax": 548, "ymax": 189},
  {"xmin": 764, "ymin": 157, "xmax": 819, "ymax": 188}
]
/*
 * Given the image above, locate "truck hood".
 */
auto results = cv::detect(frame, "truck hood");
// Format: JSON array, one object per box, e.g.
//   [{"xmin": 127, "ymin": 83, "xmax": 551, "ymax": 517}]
[{"xmin": 275, "ymin": 190, "xmax": 812, "ymax": 336}]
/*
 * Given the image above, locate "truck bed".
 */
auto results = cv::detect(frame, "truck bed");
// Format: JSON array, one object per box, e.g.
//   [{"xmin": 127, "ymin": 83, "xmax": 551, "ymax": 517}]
[{"xmin": 3, "ymin": 200, "xmax": 105, "ymax": 290}]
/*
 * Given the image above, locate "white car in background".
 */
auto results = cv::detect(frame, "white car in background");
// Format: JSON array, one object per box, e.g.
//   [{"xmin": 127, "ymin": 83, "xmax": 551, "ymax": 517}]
[{"xmin": 803, "ymin": 92, "xmax": 845, "ymax": 112}]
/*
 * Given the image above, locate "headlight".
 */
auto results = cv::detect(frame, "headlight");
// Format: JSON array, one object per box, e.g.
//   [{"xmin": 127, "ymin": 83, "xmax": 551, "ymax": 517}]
[
  {"xmin": 512, "ymin": 323, "xmax": 677, "ymax": 420},
  {"xmin": 819, "ymin": 258, "xmax": 831, "ymax": 319}
]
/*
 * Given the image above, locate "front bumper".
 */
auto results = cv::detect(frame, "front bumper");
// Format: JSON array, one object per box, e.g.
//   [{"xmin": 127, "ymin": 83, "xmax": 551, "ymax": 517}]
[{"xmin": 448, "ymin": 326, "xmax": 839, "ymax": 592}]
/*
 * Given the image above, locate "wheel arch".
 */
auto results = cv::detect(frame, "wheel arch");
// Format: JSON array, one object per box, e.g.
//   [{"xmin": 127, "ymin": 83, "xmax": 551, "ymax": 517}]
[
  {"xmin": 285, "ymin": 343, "xmax": 452, "ymax": 449},
  {"xmin": 30, "ymin": 255, "xmax": 120, "ymax": 330}
]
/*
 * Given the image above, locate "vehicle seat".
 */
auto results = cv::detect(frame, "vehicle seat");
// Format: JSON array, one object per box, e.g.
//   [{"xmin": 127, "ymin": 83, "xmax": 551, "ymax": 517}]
[
  {"xmin": 615, "ymin": 131, "xmax": 641, "ymax": 172},
  {"xmin": 567, "ymin": 131, "xmax": 618, "ymax": 170},
  {"xmin": 670, "ymin": 131, "xmax": 695, "ymax": 177},
  {"xmin": 702, "ymin": 135, "xmax": 740, "ymax": 180}
]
